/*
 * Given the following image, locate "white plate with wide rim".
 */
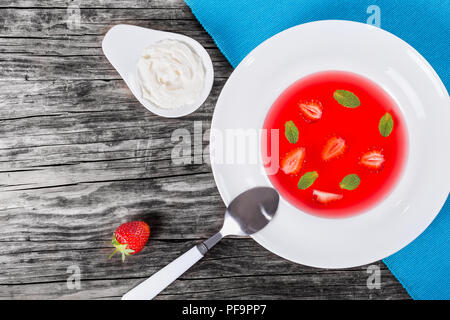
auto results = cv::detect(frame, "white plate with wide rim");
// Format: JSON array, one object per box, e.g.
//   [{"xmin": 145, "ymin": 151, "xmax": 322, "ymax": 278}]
[{"xmin": 210, "ymin": 20, "xmax": 450, "ymax": 268}]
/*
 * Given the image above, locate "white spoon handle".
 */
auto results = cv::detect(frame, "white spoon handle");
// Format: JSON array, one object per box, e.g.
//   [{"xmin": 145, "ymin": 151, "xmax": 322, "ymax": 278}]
[{"xmin": 121, "ymin": 245, "xmax": 204, "ymax": 300}]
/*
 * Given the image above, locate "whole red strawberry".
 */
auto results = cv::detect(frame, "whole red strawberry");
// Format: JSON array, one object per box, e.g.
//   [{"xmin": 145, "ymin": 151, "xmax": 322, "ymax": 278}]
[{"xmin": 109, "ymin": 221, "xmax": 150, "ymax": 262}]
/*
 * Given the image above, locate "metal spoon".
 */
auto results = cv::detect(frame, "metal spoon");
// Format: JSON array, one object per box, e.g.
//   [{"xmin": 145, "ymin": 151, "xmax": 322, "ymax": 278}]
[{"xmin": 122, "ymin": 186, "xmax": 279, "ymax": 300}]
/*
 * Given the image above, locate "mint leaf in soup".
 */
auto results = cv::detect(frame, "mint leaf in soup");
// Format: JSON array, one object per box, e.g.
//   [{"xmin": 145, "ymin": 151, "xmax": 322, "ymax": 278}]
[
  {"xmin": 333, "ymin": 90, "xmax": 360, "ymax": 108},
  {"xmin": 298, "ymin": 171, "xmax": 319, "ymax": 190},
  {"xmin": 339, "ymin": 174, "xmax": 360, "ymax": 190},
  {"xmin": 379, "ymin": 112, "xmax": 394, "ymax": 137},
  {"xmin": 284, "ymin": 120, "xmax": 299, "ymax": 143}
]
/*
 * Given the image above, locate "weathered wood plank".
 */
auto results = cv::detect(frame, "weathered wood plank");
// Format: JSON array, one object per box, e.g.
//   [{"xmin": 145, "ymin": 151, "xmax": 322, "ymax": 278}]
[
  {"xmin": 0, "ymin": 173, "xmax": 222, "ymax": 241},
  {"xmin": 0, "ymin": 77, "xmax": 219, "ymax": 190},
  {"xmin": 0, "ymin": 78, "xmax": 222, "ymax": 138},
  {"xmin": 0, "ymin": 36, "xmax": 223, "ymax": 57},
  {"xmin": 0, "ymin": 7, "xmax": 232, "ymax": 81},
  {"xmin": 0, "ymin": 78, "xmax": 225, "ymax": 119},
  {"xmin": 0, "ymin": 53, "xmax": 232, "ymax": 81},
  {"xmin": 0, "ymin": 274, "xmax": 409, "ymax": 300},
  {"xmin": 0, "ymin": 238, "xmax": 408, "ymax": 300},
  {"xmin": 0, "ymin": 0, "xmax": 185, "ymax": 9},
  {"xmin": 0, "ymin": 8, "xmax": 203, "ymax": 37}
]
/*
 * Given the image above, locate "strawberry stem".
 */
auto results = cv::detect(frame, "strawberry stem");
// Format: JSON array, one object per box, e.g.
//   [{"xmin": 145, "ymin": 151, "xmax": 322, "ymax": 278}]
[
  {"xmin": 108, "ymin": 248, "xmax": 119, "ymax": 260},
  {"xmin": 108, "ymin": 234, "xmax": 135, "ymax": 262}
]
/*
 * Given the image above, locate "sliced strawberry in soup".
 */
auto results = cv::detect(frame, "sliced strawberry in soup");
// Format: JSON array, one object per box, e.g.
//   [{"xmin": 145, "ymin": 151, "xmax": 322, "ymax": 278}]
[
  {"xmin": 298, "ymin": 99, "xmax": 323, "ymax": 122},
  {"xmin": 313, "ymin": 190, "xmax": 343, "ymax": 204},
  {"xmin": 280, "ymin": 147, "xmax": 305, "ymax": 175},
  {"xmin": 360, "ymin": 149, "xmax": 385, "ymax": 169},
  {"xmin": 321, "ymin": 136, "xmax": 346, "ymax": 161}
]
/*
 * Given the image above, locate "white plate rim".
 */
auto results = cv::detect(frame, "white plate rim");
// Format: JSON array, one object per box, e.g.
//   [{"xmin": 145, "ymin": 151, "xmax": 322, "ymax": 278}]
[{"xmin": 210, "ymin": 20, "xmax": 450, "ymax": 268}]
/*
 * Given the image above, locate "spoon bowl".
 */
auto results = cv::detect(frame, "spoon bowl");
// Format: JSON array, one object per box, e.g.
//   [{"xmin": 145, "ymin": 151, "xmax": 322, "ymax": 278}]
[{"xmin": 226, "ymin": 186, "xmax": 279, "ymax": 235}]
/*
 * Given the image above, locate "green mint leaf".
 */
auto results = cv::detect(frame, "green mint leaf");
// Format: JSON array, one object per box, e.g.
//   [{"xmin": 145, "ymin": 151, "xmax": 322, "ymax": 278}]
[
  {"xmin": 298, "ymin": 171, "xmax": 319, "ymax": 190},
  {"xmin": 378, "ymin": 112, "xmax": 394, "ymax": 137},
  {"xmin": 284, "ymin": 120, "xmax": 299, "ymax": 143},
  {"xmin": 339, "ymin": 174, "xmax": 360, "ymax": 190},
  {"xmin": 333, "ymin": 90, "xmax": 360, "ymax": 108}
]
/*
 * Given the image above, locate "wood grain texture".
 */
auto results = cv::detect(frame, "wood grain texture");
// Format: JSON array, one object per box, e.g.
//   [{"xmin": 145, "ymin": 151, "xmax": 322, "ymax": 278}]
[{"xmin": 0, "ymin": 0, "xmax": 409, "ymax": 300}]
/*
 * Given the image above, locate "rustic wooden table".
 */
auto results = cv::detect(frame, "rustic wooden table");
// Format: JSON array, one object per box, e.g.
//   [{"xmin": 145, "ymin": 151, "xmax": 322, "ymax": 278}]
[{"xmin": 0, "ymin": 0, "xmax": 409, "ymax": 299}]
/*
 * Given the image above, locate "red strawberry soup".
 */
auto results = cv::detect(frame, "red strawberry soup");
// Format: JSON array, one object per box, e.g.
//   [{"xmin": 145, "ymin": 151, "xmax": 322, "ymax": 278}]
[{"xmin": 262, "ymin": 71, "xmax": 408, "ymax": 218}]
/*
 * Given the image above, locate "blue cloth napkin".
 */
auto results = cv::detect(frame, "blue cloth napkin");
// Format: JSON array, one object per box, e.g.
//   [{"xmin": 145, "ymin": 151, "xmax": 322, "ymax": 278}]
[{"xmin": 185, "ymin": 0, "xmax": 450, "ymax": 299}]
